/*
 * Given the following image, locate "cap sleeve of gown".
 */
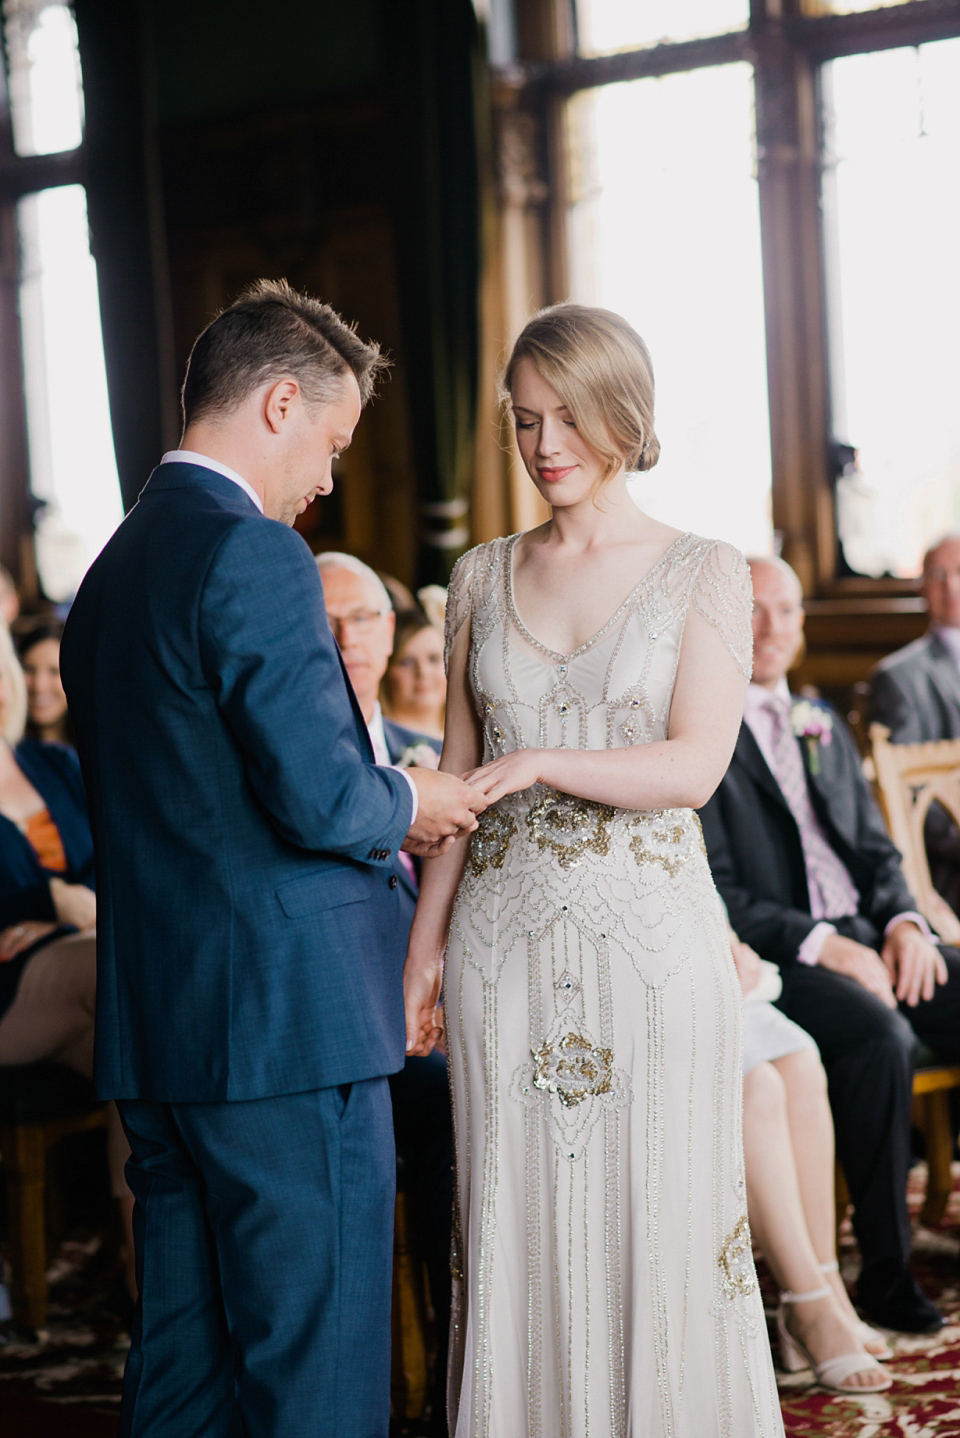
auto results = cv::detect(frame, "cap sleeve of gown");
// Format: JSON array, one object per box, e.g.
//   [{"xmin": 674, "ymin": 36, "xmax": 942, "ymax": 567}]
[
  {"xmin": 443, "ymin": 542, "xmax": 489, "ymax": 675},
  {"xmin": 691, "ymin": 540, "xmax": 754, "ymax": 681}
]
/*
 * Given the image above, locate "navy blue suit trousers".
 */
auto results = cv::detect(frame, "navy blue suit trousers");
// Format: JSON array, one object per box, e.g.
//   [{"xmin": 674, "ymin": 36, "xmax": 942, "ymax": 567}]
[{"xmin": 118, "ymin": 1079, "xmax": 395, "ymax": 1438}]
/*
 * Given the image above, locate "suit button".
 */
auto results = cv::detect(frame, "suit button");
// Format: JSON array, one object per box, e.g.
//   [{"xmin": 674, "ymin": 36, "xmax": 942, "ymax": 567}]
[{"xmin": 389, "ymin": 874, "xmax": 398, "ymax": 890}]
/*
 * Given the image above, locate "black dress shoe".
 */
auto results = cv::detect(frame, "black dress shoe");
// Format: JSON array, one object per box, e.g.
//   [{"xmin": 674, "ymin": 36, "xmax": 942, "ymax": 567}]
[{"xmin": 857, "ymin": 1258, "xmax": 945, "ymax": 1334}]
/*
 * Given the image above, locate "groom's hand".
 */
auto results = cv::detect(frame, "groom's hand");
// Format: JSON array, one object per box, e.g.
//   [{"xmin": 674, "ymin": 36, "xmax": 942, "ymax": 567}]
[{"xmin": 402, "ymin": 768, "xmax": 487, "ymax": 857}]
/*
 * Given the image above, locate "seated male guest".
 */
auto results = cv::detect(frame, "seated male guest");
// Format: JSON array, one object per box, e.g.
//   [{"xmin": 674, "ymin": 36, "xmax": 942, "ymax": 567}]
[
  {"xmin": 870, "ymin": 532, "xmax": 960, "ymax": 913},
  {"xmin": 700, "ymin": 555, "xmax": 960, "ymax": 1334},
  {"xmin": 316, "ymin": 551, "xmax": 451, "ymax": 1431}
]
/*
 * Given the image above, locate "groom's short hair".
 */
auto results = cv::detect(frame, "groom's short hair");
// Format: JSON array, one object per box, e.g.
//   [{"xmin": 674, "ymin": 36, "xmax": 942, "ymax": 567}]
[{"xmin": 181, "ymin": 279, "xmax": 387, "ymax": 428}]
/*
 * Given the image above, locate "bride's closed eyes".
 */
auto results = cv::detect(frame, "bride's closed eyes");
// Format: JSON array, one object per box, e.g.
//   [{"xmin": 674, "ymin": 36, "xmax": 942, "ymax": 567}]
[{"xmin": 513, "ymin": 412, "xmax": 578, "ymax": 431}]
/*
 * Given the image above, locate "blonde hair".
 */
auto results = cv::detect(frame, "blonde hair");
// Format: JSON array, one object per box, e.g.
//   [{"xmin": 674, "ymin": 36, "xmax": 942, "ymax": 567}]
[
  {"xmin": 0, "ymin": 625, "xmax": 27, "ymax": 745},
  {"xmin": 502, "ymin": 303, "xmax": 660, "ymax": 483}
]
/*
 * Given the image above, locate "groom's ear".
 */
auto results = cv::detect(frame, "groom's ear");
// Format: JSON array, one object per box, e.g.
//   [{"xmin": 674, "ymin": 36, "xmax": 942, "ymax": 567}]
[{"xmin": 263, "ymin": 377, "xmax": 301, "ymax": 434}]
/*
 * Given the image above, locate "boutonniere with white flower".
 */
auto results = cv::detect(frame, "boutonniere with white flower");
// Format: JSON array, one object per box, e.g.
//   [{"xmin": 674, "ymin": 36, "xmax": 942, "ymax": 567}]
[
  {"xmin": 789, "ymin": 700, "xmax": 833, "ymax": 775},
  {"xmin": 397, "ymin": 743, "xmax": 440, "ymax": 771}
]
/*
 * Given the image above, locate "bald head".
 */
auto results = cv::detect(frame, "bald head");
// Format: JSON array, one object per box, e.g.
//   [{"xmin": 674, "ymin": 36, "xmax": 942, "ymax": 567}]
[
  {"xmin": 747, "ymin": 556, "xmax": 804, "ymax": 690},
  {"xmin": 922, "ymin": 534, "xmax": 960, "ymax": 630}
]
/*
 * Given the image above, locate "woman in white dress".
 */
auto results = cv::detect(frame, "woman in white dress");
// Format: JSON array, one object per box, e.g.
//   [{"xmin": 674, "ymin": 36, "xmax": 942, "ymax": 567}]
[{"xmin": 404, "ymin": 303, "xmax": 785, "ymax": 1437}]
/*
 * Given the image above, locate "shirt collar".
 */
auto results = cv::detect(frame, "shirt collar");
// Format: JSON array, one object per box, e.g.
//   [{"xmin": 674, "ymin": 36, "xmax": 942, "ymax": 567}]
[
  {"xmin": 744, "ymin": 676, "xmax": 791, "ymax": 723},
  {"xmin": 161, "ymin": 450, "xmax": 264, "ymax": 514},
  {"xmin": 367, "ymin": 702, "xmax": 390, "ymax": 766},
  {"xmin": 933, "ymin": 626, "xmax": 960, "ymax": 665}
]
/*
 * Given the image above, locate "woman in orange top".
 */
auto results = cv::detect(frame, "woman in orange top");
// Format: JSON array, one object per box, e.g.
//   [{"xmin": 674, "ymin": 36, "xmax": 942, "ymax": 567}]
[{"xmin": 0, "ymin": 625, "xmax": 134, "ymax": 1305}]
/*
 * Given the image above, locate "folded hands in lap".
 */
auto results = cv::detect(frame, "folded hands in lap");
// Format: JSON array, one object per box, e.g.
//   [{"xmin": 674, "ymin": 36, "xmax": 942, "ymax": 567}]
[
  {"xmin": 818, "ymin": 923, "xmax": 947, "ymax": 1009},
  {"xmin": 0, "ymin": 920, "xmax": 58, "ymax": 960}
]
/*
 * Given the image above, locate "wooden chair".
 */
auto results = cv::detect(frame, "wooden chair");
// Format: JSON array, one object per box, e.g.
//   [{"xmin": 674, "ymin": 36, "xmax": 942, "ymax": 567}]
[
  {"xmin": 0, "ymin": 1062, "xmax": 107, "ymax": 1330},
  {"xmin": 869, "ymin": 723, "xmax": 960, "ymax": 944},
  {"xmin": 865, "ymin": 723, "xmax": 960, "ymax": 1225}
]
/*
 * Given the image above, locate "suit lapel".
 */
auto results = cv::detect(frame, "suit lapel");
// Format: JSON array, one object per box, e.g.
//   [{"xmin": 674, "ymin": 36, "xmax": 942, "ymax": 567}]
[
  {"xmin": 798, "ymin": 707, "xmax": 863, "ymax": 858},
  {"xmin": 734, "ymin": 723, "xmax": 792, "ymax": 813},
  {"xmin": 333, "ymin": 648, "xmax": 374, "ymax": 762},
  {"xmin": 925, "ymin": 635, "xmax": 960, "ymax": 725}
]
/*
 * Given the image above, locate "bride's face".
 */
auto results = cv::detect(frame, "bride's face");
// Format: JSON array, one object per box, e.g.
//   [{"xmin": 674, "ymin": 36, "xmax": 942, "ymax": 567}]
[{"xmin": 511, "ymin": 359, "xmax": 608, "ymax": 507}]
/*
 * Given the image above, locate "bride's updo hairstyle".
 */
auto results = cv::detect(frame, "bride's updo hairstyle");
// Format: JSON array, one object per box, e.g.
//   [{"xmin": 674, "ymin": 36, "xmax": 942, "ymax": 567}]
[{"xmin": 502, "ymin": 303, "xmax": 660, "ymax": 483}]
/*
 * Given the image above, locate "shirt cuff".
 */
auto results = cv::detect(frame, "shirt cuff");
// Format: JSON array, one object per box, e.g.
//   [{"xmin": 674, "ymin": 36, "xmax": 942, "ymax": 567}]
[
  {"xmin": 883, "ymin": 911, "xmax": 935, "ymax": 943},
  {"xmin": 797, "ymin": 921, "xmax": 837, "ymax": 966},
  {"xmin": 390, "ymin": 764, "xmax": 419, "ymax": 826}
]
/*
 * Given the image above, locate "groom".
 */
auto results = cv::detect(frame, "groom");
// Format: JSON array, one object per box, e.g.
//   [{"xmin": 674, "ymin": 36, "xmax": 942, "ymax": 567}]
[{"xmin": 60, "ymin": 280, "xmax": 485, "ymax": 1438}]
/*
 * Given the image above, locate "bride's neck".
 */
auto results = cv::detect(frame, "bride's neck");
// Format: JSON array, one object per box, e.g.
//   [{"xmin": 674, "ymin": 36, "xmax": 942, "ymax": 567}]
[{"xmin": 545, "ymin": 475, "xmax": 645, "ymax": 549}]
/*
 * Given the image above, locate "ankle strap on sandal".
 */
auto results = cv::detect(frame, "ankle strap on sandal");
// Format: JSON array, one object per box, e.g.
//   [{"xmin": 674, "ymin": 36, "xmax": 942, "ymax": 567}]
[
  {"xmin": 819, "ymin": 1260, "xmax": 840, "ymax": 1275},
  {"xmin": 779, "ymin": 1284, "xmax": 831, "ymax": 1304}
]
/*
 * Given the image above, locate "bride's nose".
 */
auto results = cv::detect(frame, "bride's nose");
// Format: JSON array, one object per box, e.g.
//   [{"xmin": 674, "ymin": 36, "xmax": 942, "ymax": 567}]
[{"xmin": 536, "ymin": 417, "xmax": 564, "ymax": 456}]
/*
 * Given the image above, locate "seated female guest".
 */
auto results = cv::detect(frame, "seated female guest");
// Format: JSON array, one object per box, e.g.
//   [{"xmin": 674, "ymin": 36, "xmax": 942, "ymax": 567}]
[
  {"xmin": 731, "ymin": 931, "xmax": 891, "ymax": 1393},
  {"xmin": 380, "ymin": 609, "xmax": 446, "ymax": 742},
  {"xmin": 0, "ymin": 626, "xmax": 133, "ymax": 1300},
  {"xmin": 18, "ymin": 619, "xmax": 73, "ymax": 746}
]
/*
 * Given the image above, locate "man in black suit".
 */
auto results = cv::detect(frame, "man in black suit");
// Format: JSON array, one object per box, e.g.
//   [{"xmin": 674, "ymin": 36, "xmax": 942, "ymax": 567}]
[
  {"xmin": 700, "ymin": 555, "xmax": 960, "ymax": 1333},
  {"xmin": 869, "ymin": 533, "xmax": 960, "ymax": 912},
  {"xmin": 317, "ymin": 551, "xmax": 451, "ymax": 1434}
]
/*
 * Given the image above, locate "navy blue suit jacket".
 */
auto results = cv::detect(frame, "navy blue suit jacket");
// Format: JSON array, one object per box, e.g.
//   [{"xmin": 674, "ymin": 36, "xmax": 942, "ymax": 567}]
[{"xmin": 61, "ymin": 462, "xmax": 414, "ymax": 1102}]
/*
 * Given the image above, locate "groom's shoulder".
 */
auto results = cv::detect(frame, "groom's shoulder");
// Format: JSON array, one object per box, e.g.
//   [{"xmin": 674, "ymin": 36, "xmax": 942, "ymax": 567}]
[{"xmin": 203, "ymin": 509, "xmax": 317, "ymax": 585}]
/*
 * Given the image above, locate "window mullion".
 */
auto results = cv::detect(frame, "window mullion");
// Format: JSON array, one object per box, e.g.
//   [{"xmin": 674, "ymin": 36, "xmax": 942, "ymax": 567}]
[
  {"xmin": 0, "ymin": 12, "xmax": 34, "ymax": 590},
  {"xmin": 753, "ymin": 13, "xmax": 834, "ymax": 593}
]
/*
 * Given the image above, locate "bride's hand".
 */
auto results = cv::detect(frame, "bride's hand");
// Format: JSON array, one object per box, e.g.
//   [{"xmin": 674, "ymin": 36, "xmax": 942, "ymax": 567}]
[
  {"xmin": 461, "ymin": 750, "xmax": 547, "ymax": 805},
  {"xmin": 404, "ymin": 954, "xmax": 444, "ymax": 1057}
]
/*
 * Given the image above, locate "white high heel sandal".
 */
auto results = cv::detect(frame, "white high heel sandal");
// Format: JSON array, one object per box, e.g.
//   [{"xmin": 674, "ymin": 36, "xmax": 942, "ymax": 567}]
[
  {"xmin": 820, "ymin": 1260, "xmax": 894, "ymax": 1361},
  {"xmin": 777, "ymin": 1284, "xmax": 892, "ymax": 1394}
]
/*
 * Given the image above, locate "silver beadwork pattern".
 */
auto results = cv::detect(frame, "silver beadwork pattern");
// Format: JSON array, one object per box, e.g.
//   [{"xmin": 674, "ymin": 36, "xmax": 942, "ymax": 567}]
[{"xmin": 442, "ymin": 533, "xmax": 783, "ymax": 1437}]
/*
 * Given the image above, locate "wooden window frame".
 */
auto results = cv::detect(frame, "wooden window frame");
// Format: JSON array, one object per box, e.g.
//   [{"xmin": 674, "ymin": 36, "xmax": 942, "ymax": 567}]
[
  {"xmin": 507, "ymin": 0, "xmax": 960, "ymax": 605},
  {"xmin": 0, "ymin": 6, "xmax": 84, "ymax": 591}
]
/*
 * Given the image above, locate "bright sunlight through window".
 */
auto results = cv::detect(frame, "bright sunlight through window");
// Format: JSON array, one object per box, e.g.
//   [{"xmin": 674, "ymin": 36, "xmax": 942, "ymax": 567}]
[
  {"xmin": 4, "ymin": 0, "xmax": 122, "ymax": 600},
  {"xmin": 576, "ymin": 0, "xmax": 748, "ymax": 55},
  {"xmin": 824, "ymin": 38, "xmax": 960, "ymax": 577},
  {"xmin": 568, "ymin": 63, "xmax": 772, "ymax": 555}
]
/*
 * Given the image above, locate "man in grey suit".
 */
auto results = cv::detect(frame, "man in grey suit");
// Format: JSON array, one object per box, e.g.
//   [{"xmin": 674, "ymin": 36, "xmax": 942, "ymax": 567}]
[{"xmin": 870, "ymin": 533, "xmax": 960, "ymax": 911}]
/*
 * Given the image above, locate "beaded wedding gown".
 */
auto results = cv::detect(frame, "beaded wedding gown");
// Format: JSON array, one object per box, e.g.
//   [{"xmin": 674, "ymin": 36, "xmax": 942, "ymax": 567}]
[{"xmin": 442, "ymin": 532, "xmax": 784, "ymax": 1438}]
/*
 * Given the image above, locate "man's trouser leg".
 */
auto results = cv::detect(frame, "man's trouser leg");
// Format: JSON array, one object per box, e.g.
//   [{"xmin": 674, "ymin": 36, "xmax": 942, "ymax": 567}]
[{"xmin": 119, "ymin": 1077, "xmax": 395, "ymax": 1438}]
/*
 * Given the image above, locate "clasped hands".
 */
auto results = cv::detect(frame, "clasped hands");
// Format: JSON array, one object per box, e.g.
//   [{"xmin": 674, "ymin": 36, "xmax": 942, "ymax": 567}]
[
  {"xmin": 401, "ymin": 750, "xmax": 547, "ymax": 858},
  {"xmin": 818, "ymin": 921, "xmax": 948, "ymax": 1010},
  {"xmin": 0, "ymin": 878, "xmax": 96, "ymax": 961}
]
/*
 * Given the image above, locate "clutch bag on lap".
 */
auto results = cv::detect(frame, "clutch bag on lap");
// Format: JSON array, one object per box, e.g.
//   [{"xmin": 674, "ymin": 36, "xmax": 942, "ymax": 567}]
[{"xmin": 743, "ymin": 959, "xmax": 782, "ymax": 1005}]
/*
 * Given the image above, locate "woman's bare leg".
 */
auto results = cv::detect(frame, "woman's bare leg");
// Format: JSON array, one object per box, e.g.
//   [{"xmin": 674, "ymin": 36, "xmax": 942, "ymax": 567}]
[
  {"xmin": 0, "ymin": 934, "xmax": 135, "ymax": 1298},
  {"xmin": 743, "ymin": 1062, "xmax": 883, "ymax": 1386},
  {"xmin": 771, "ymin": 1049, "xmax": 875, "ymax": 1340}
]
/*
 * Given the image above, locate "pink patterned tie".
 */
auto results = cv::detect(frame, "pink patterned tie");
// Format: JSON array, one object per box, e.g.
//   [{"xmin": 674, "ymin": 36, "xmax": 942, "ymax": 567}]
[{"xmin": 763, "ymin": 698, "xmax": 859, "ymax": 920}]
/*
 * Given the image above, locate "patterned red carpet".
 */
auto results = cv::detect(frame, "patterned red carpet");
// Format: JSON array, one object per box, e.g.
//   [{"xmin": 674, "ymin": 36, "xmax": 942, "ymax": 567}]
[
  {"xmin": 2, "ymin": 1166, "xmax": 960, "ymax": 1435},
  {"xmin": 771, "ymin": 1163, "xmax": 960, "ymax": 1437}
]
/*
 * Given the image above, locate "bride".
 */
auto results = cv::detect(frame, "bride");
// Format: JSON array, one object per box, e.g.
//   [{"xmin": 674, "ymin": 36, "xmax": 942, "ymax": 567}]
[{"xmin": 403, "ymin": 304, "xmax": 785, "ymax": 1437}]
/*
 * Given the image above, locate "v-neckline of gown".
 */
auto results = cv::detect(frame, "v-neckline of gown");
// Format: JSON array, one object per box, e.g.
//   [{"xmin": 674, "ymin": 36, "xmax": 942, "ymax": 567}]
[{"xmin": 504, "ymin": 529, "xmax": 693, "ymax": 665}]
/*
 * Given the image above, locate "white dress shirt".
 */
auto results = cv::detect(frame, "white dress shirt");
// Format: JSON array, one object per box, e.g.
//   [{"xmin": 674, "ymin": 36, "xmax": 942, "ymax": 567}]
[
  {"xmin": 742, "ymin": 680, "xmax": 930, "ymax": 964},
  {"xmin": 161, "ymin": 450, "xmax": 264, "ymax": 513},
  {"xmin": 367, "ymin": 704, "xmax": 419, "ymax": 870},
  {"xmin": 934, "ymin": 626, "xmax": 960, "ymax": 668}
]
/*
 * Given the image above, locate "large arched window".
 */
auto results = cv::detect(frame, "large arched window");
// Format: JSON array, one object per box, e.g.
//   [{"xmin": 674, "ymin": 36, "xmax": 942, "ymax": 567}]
[
  {"xmin": 1, "ymin": 0, "xmax": 122, "ymax": 603},
  {"xmin": 505, "ymin": 0, "xmax": 960, "ymax": 598}
]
